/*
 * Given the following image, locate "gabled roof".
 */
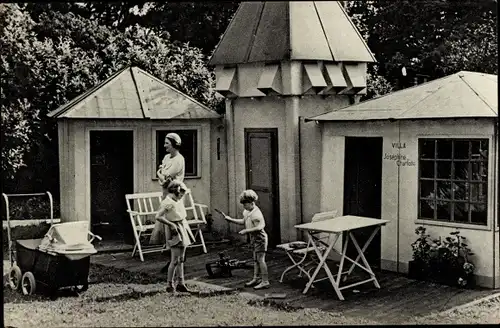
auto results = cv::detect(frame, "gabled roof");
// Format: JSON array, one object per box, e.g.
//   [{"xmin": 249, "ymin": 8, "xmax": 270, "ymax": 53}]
[
  {"xmin": 47, "ymin": 66, "xmax": 220, "ymax": 120},
  {"xmin": 308, "ymin": 71, "xmax": 498, "ymax": 122},
  {"xmin": 208, "ymin": 1, "xmax": 375, "ymax": 66}
]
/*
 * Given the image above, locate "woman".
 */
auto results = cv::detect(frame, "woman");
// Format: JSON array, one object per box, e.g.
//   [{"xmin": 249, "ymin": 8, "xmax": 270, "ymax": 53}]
[
  {"xmin": 150, "ymin": 132, "xmax": 186, "ymax": 245},
  {"xmin": 155, "ymin": 180, "xmax": 194, "ymax": 292},
  {"xmin": 157, "ymin": 132, "xmax": 185, "ymax": 199}
]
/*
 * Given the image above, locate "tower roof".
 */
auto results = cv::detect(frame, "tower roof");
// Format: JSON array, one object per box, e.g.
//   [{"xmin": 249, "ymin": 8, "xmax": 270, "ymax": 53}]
[{"xmin": 208, "ymin": 1, "xmax": 376, "ymax": 66}]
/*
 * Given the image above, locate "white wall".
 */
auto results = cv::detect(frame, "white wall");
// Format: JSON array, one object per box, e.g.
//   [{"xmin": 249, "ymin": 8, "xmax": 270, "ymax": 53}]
[
  {"xmin": 320, "ymin": 118, "xmax": 498, "ymax": 287},
  {"xmin": 59, "ymin": 119, "xmax": 224, "ymax": 228}
]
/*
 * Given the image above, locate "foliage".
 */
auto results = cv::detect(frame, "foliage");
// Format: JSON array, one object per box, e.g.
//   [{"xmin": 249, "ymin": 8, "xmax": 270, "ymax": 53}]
[
  {"xmin": 25, "ymin": 2, "xmax": 241, "ymax": 56},
  {"xmin": 346, "ymin": 0, "xmax": 498, "ymax": 89},
  {"xmin": 2, "ymin": 222, "xmax": 51, "ymax": 255},
  {"xmin": 139, "ymin": 2, "xmax": 240, "ymax": 55},
  {"xmin": 411, "ymin": 226, "xmax": 475, "ymax": 287},
  {"xmin": 411, "ymin": 226, "xmax": 432, "ymax": 264},
  {"xmin": 1, "ymin": 4, "xmax": 218, "ymax": 188},
  {"xmin": 364, "ymin": 64, "xmax": 394, "ymax": 100}
]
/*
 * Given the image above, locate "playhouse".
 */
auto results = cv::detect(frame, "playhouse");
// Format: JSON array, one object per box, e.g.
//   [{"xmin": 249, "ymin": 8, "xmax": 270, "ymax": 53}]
[
  {"xmin": 48, "ymin": 66, "xmax": 226, "ymax": 242},
  {"xmin": 307, "ymin": 71, "xmax": 499, "ymax": 288}
]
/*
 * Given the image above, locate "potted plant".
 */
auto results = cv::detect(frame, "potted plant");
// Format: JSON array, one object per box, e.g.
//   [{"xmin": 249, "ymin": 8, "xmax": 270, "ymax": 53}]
[
  {"xmin": 428, "ymin": 230, "xmax": 475, "ymax": 287},
  {"xmin": 409, "ymin": 226, "xmax": 431, "ymax": 280},
  {"xmin": 409, "ymin": 227, "xmax": 475, "ymax": 288}
]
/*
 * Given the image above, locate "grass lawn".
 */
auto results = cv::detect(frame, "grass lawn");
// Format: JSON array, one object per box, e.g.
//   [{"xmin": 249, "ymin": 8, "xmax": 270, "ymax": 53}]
[{"xmin": 4, "ymin": 263, "xmax": 499, "ymax": 326}]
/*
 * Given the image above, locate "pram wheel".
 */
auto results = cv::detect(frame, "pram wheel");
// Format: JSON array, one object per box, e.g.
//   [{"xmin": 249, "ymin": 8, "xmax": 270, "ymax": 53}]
[
  {"xmin": 21, "ymin": 272, "xmax": 36, "ymax": 295},
  {"xmin": 8, "ymin": 265, "xmax": 22, "ymax": 290}
]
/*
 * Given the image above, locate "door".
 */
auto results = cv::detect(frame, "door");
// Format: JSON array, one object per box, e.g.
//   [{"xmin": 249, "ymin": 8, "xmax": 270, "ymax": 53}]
[
  {"xmin": 245, "ymin": 129, "xmax": 280, "ymax": 246},
  {"xmin": 343, "ymin": 137, "xmax": 383, "ymax": 268},
  {"xmin": 90, "ymin": 131, "xmax": 134, "ymax": 243}
]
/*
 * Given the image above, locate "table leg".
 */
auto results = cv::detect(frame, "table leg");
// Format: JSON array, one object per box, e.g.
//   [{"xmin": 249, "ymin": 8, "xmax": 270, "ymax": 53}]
[
  {"xmin": 336, "ymin": 233, "xmax": 350, "ymax": 286},
  {"xmin": 303, "ymin": 233, "xmax": 344, "ymax": 301},
  {"xmin": 348, "ymin": 229, "xmax": 381, "ymax": 289},
  {"xmin": 346, "ymin": 226, "xmax": 381, "ymax": 276}
]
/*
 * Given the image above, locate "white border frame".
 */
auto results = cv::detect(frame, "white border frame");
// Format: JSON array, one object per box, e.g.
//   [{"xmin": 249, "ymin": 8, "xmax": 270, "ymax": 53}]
[
  {"xmin": 85, "ymin": 126, "xmax": 137, "ymax": 227},
  {"xmin": 151, "ymin": 125, "xmax": 202, "ymax": 180},
  {"xmin": 414, "ymin": 134, "xmax": 494, "ymax": 231}
]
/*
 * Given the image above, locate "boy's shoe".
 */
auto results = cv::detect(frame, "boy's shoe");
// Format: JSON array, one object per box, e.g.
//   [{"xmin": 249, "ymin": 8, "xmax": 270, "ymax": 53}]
[
  {"xmin": 244, "ymin": 279, "xmax": 261, "ymax": 287},
  {"xmin": 253, "ymin": 281, "xmax": 270, "ymax": 290},
  {"xmin": 176, "ymin": 284, "xmax": 190, "ymax": 293},
  {"xmin": 166, "ymin": 285, "xmax": 174, "ymax": 293}
]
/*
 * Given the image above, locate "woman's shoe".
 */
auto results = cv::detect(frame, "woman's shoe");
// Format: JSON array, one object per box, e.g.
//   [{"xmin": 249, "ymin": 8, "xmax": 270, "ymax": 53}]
[
  {"xmin": 253, "ymin": 281, "xmax": 270, "ymax": 290},
  {"xmin": 166, "ymin": 285, "xmax": 174, "ymax": 293},
  {"xmin": 176, "ymin": 284, "xmax": 190, "ymax": 293},
  {"xmin": 244, "ymin": 279, "xmax": 261, "ymax": 287}
]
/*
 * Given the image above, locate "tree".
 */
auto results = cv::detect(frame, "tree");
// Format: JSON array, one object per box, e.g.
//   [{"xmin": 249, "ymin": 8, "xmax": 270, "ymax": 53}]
[
  {"xmin": 139, "ymin": 2, "xmax": 240, "ymax": 55},
  {"xmin": 24, "ymin": 2, "xmax": 241, "ymax": 56},
  {"xmin": 346, "ymin": 0, "xmax": 497, "ymax": 89},
  {"xmin": 1, "ymin": 4, "xmax": 218, "ymax": 192}
]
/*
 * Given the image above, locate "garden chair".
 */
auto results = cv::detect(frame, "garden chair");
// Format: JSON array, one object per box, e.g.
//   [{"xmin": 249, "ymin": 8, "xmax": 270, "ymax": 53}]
[
  {"xmin": 125, "ymin": 192, "xmax": 164, "ymax": 262},
  {"xmin": 183, "ymin": 189, "xmax": 208, "ymax": 253},
  {"xmin": 277, "ymin": 210, "xmax": 339, "ymax": 283}
]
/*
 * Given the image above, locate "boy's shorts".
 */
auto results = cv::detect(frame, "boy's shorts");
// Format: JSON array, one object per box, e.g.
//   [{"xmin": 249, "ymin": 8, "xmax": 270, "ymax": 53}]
[{"xmin": 250, "ymin": 234, "xmax": 268, "ymax": 253}]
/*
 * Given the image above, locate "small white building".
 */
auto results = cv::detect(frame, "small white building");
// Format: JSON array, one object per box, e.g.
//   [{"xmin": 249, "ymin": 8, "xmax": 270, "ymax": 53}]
[
  {"xmin": 48, "ymin": 66, "xmax": 225, "ymax": 243},
  {"xmin": 308, "ymin": 71, "xmax": 499, "ymax": 288}
]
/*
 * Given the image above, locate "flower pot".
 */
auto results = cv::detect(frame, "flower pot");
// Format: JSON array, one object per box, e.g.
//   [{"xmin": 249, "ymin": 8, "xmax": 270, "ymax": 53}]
[{"xmin": 408, "ymin": 260, "xmax": 428, "ymax": 280}]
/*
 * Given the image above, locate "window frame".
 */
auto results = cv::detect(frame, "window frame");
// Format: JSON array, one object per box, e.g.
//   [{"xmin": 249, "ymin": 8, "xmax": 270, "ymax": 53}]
[
  {"xmin": 417, "ymin": 137, "xmax": 490, "ymax": 228},
  {"xmin": 152, "ymin": 126, "xmax": 202, "ymax": 180}
]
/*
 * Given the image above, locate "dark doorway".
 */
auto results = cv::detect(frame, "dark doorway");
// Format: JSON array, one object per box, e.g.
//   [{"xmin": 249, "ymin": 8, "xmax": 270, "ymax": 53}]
[
  {"xmin": 90, "ymin": 131, "xmax": 134, "ymax": 243},
  {"xmin": 245, "ymin": 129, "xmax": 280, "ymax": 246},
  {"xmin": 343, "ymin": 137, "xmax": 383, "ymax": 268}
]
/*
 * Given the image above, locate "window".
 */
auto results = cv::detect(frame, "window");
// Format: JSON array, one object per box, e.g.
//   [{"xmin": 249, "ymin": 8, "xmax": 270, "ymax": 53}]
[
  {"xmin": 154, "ymin": 129, "xmax": 199, "ymax": 178},
  {"xmin": 418, "ymin": 138, "xmax": 488, "ymax": 225}
]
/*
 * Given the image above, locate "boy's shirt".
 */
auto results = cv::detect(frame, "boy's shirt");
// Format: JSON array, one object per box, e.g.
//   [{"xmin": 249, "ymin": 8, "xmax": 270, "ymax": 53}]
[{"xmin": 243, "ymin": 206, "xmax": 267, "ymax": 237}]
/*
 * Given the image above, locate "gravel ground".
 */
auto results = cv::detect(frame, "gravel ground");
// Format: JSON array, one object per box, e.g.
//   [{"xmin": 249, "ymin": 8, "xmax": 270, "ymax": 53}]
[
  {"xmin": 410, "ymin": 294, "xmax": 500, "ymax": 325},
  {"xmin": 4, "ymin": 263, "xmax": 499, "ymax": 326},
  {"xmin": 4, "ymin": 283, "xmax": 379, "ymax": 327}
]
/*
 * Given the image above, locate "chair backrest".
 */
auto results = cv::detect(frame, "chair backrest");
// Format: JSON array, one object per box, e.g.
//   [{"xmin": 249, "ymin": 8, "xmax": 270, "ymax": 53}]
[
  {"xmin": 183, "ymin": 189, "xmax": 207, "ymax": 224},
  {"xmin": 125, "ymin": 192, "xmax": 163, "ymax": 228},
  {"xmin": 311, "ymin": 210, "xmax": 339, "ymax": 223},
  {"xmin": 311, "ymin": 210, "xmax": 339, "ymax": 245}
]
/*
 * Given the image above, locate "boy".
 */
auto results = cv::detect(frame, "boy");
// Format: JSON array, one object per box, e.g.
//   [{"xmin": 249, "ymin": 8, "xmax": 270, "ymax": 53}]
[{"xmin": 223, "ymin": 190, "xmax": 270, "ymax": 289}]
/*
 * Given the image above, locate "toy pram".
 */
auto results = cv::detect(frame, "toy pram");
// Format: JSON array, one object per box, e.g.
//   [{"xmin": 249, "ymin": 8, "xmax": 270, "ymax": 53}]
[
  {"xmin": 205, "ymin": 252, "xmax": 253, "ymax": 278},
  {"xmin": 4, "ymin": 192, "xmax": 101, "ymax": 297}
]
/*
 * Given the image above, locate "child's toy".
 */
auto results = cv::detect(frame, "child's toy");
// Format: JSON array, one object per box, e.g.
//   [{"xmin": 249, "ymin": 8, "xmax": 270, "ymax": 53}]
[{"xmin": 205, "ymin": 252, "xmax": 253, "ymax": 278}]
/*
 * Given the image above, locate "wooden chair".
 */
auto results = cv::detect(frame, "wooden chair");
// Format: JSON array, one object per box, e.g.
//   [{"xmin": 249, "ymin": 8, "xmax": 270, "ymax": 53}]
[
  {"xmin": 125, "ymin": 190, "xmax": 208, "ymax": 261},
  {"xmin": 277, "ymin": 210, "xmax": 339, "ymax": 282},
  {"xmin": 184, "ymin": 189, "xmax": 208, "ymax": 254},
  {"xmin": 125, "ymin": 192, "xmax": 164, "ymax": 262}
]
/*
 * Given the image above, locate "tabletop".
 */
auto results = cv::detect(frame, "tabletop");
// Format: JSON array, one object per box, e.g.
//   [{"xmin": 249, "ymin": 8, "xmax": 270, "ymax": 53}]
[{"xmin": 294, "ymin": 215, "xmax": 389, "ymax": 233}]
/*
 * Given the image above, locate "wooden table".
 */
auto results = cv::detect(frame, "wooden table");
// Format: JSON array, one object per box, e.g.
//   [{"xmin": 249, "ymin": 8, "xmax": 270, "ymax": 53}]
[{"xmin": 294, "ymin": 215, "xmax": 389, "ymax": 300}]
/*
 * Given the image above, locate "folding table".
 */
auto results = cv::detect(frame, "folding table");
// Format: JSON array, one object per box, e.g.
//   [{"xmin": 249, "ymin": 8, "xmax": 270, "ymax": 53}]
[{"xmin": 294, "ymin": 215, "xmax": 389, "ymax": 300}]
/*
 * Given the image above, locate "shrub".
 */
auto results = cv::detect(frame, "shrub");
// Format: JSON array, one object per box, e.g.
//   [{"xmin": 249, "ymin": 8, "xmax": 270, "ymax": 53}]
[
  {"xmin": 410, "ymin": 226, "xmax": 476, "ymax": 288},
  {"xmin": 2, "ymin": 222, "xmax": 51, "ymax": 257}
]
